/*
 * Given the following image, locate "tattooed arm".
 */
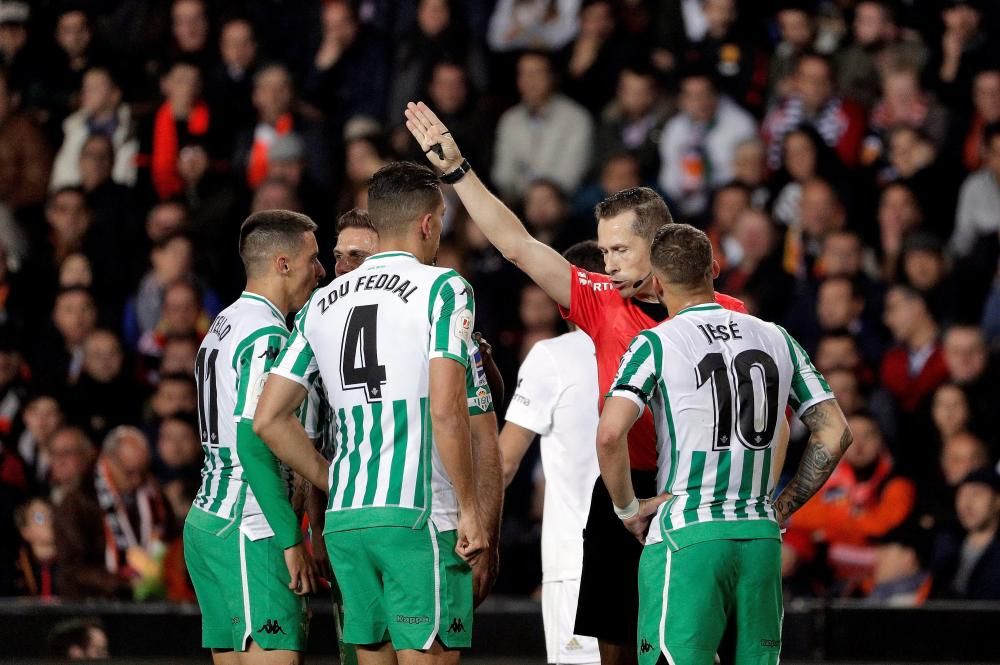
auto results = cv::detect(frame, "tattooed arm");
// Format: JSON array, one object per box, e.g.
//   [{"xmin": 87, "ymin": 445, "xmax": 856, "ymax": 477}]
[{"xmin": 772, "ymin": 399, "xmax": 852, "ymax": 524}]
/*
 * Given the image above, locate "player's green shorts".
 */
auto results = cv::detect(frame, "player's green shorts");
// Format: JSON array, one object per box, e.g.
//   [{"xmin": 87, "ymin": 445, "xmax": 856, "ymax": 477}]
[
  {"xmin": 325, "ymin": 523, "xmax": 473, "ymax": 651},
  {"xmin": 183, "ymin": 511, "xmax": 308, "ymax": 652},
  {"xmin": 637, "ymin": 537, "xmax": 782, "ymax": 665}
]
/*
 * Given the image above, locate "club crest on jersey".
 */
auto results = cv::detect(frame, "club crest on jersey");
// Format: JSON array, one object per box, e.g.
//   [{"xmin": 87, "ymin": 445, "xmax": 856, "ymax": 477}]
[
  {"xmin": 454, "ymin": 309, "xmax": 473, "ymax": 342},
  {"xmin": 474, "ymin": 386, "xmax": 492, "ymax": 411}
]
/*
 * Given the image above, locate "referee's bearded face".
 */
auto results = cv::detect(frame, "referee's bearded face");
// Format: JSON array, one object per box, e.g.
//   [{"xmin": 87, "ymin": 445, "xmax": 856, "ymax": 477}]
[
  {"xmin": 597, "ymin": 211, "xmax": 652, "ymax": 300},
  {"xmin": 288, "ymin": 232, "xmax": 325, "ymax": 308}
]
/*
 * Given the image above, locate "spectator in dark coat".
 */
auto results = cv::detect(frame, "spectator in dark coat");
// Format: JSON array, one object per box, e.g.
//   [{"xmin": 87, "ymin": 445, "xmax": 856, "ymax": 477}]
[{"xmin": 933, "ymin": 467, "xmax": 1000, "ymax": 600}]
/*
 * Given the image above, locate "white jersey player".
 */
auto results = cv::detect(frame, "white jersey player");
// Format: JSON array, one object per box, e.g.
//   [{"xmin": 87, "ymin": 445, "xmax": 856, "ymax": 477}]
[{"xmin": 501, "ymin": 241, "xmax": 604, "ymax": 665}]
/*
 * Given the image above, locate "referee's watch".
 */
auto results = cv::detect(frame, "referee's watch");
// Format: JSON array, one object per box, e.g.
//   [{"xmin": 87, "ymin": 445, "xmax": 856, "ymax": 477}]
[{"xmin": 440, "ymin": 159, "xmax": 472, "ymax": 184}]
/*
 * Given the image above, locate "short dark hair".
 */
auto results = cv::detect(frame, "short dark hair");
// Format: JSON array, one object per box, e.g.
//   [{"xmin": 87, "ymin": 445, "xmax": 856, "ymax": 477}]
[
  {"xmin": 649, "ymin": 224, "xmax": 713, "ymax": 289},
  {"xmin": 563, "ymin": 240, "xmax": 605, "ymax": 274},
  {"xmin": 47, "ymin": 618, "xmax": 104, "ymax": 658},
  {"xmin": 367, "ymin": 162, "xmax": 442, "ymax": 237},
  {"xmin": 594, "ymin": 187, "xmax": 674, "ymax": 241},
  {"xmin": 238, "ymin": 209, "xmax": 317, "ymax": 277},
  {"xmin": 337, "ymin": 207, "xmax": 377, "ymax": 235}
]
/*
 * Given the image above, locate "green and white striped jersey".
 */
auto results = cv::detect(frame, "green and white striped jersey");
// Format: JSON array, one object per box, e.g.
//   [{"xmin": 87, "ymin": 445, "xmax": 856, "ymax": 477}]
[
  {"xmin": 610, "ymin": 303, "xmax": 834, "ymax": 549},
  {"xmin": 308, "ymin": 346, "xmax": 494, "ymax": 462},
  {"xmin": 271, "ymin": 251, "xmax": 476, "ymax": 533},
  {"xmin": 189, "ymin": 293, "xmax": 320, "ymax": 542}
]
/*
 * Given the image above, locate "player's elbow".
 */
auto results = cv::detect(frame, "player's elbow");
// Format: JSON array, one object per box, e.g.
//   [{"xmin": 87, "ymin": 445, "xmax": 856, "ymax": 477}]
[
  {"xmin": 251, "ymin": 410, "xmax": 277, "ymax": 442},
  {"xmin": 595, "ymin": 422, "xmax": 623, "ymax": 461}
]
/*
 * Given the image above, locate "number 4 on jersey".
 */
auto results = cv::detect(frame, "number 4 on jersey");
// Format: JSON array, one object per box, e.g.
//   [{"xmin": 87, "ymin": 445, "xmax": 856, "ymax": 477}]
[{"xmin": 341, "ymin": 304, "xmax": 387, "ymax": 402}]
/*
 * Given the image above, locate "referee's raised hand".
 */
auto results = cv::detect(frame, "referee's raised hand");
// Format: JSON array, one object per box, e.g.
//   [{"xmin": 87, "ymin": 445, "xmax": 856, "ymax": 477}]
[{"xmin": 404, "ymin": 101, "xmax": 464, "ymax": 173}]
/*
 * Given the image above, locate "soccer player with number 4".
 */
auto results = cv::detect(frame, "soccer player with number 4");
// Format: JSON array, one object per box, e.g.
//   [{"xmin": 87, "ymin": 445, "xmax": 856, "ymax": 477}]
[
  {"xmin": 597, "ymin": 224, "xmax": 852, "ymax": 665},
  {"xmin": 184, "ymin": 210, "xmax": 326, "ymax": 665},
  {"xmin": 254, "ymin": 162, "xmax": 489, "ymax": 665}
]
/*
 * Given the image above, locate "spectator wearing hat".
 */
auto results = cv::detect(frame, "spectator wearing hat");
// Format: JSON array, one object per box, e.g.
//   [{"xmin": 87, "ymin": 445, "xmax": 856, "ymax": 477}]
[
  {"xmin": 867, "ymin": 521, "xmax": 935, "ymax": 606},
  {"xmin": 266, "ymin": 132, "xmax": 331, "ymax": 236},
  {"xmin": 932, "ymin": 467, "xmax": 1000, "ymax": 600},
  {"xmin": 657, "ymin": 68, "xmax": 756, "ymax": 221},
  {"xmin": 0, "ymin": 66, "xmax": 52, "ymax": 214}
]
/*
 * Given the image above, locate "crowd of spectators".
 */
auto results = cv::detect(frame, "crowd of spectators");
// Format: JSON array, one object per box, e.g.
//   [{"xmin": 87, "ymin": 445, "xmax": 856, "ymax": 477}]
[{"xmin": 1, "ymin": 0, "xmax": 1000, "ymax": 607}]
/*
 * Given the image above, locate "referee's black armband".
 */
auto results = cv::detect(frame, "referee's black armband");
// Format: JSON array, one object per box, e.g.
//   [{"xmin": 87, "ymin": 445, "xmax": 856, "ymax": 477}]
[
  {"xmin": 610, "ymin": 384, "xmax": 650, "ymax": 404},
  {"xmin": 440, "ymin": 159, "xmax": 472, "ymax": 184}
]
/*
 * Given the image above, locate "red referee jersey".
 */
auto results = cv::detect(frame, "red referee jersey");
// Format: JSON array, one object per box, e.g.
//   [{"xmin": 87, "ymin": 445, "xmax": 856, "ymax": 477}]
[{"xmin": 559, "ymin": 265, "xmax": 747, "ymax": 471}]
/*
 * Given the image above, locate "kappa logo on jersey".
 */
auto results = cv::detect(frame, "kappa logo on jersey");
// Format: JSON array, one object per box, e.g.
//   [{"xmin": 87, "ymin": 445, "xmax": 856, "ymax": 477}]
[
  {"xmin": 639, "ymin": 638, "xmax": 654, "ymax": 654},
  {"xmin": 447, "ymin": 617, "xmax": 466, "ymax": 633},
  {"xmin": 454, "ymin": 309, "xmax": 473, "ymax": 342},
  {"xmin": 257, "ymin": 619, "xmax": 286, "ymax": 635}
]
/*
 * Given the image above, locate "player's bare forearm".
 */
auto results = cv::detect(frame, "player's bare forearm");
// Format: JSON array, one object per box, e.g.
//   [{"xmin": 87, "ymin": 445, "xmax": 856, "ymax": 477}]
[
  {"xmin": 596, "ymin": 396, "xmax": 641, "ymax": 509},
  {"xmin": 404, "ymin": 101, "xmax": 571, "ymax": 308},
  {"xmin": 472, "ymin": 412, "xmax": 503, "ymax": 540},
  {"xmin": 429, "ymin": 358, "xmax": 478, "ymax": 514},
  {"xmin": 254, "ymin": 375, "xmax": 329, "ymax": 491},
  {"xmin": 453, "ymin": 171, "xmax": 572, "ymax": 308},
  {"xmin": 499, "ymin": 422, "xmax": 535, "ymax": 488},
  {"xmin": 772, "ymin": 399, "xmax": 852, "ymax": 523}
]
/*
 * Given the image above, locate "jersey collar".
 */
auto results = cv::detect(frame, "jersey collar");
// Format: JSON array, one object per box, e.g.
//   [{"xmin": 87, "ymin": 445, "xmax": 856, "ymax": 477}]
[
  {"xmin": 240, "ymin": 292, "xmax": 285, "ymax": 323},
  {"xmin": 363, "ymin": 251, "xmax": 418, "ymax": 263},
  {"xmin": 675, "ymin": 303, "xmax": 723, "ymax": 317}
]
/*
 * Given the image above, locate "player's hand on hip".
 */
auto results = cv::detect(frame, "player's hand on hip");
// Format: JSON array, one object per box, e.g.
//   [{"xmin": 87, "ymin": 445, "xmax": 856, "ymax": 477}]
[
  {"xmin": 456, "ymin": 509, "xmax": 489, "ymax": 564},
  {"xmin": 285, "ymin": 543, "xmax": 316, "ymax": 596},
  {"xmin": 404, "ymin": 101, "xmax": 464, "ymax": 172},
  {"xmin": 623, "ymin": 493, "xmax": 672, "ymax": 544}
]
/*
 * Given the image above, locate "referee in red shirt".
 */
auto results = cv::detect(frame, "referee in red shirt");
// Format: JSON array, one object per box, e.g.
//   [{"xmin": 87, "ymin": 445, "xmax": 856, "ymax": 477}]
[{"xmin": 406, "ymin": 103, "xmax": 772, "ymax": 664}]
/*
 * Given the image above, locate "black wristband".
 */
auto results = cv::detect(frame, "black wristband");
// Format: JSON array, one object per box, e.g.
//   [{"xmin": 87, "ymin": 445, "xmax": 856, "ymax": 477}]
[{"xmin": 440, "ymin": 159, "xmax": 471, "ymax": 185}]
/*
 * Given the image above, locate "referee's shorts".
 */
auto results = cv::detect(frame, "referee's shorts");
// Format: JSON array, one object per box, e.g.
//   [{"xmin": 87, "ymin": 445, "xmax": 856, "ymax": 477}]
[{"xmin": 574, "ymin": 469, "xmax": 657, "ymax": 646}]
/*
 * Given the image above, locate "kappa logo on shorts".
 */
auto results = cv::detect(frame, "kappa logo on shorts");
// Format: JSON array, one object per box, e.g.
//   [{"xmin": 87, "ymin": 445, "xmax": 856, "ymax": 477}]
[
  {"xmin": 395, "ymin": 615, "xmax": 431, "ymax": 625},
  {"xmin": 257, "ymin": 619, "xmax": 286, "ymax": 635},
  {"xmin": 760, "ymin": 638, "xmax": 781, "ymax": 648},
  {"xmin": 447, "ymin": 617, "xmax": 466, "ymax": 633},
  {"xmin": 231, "ymin": 617, "xmax": 241, "ymax": 626},
  {"xmin": 639, "ymin": 638, "xmax": 654, "ymax": 654}
]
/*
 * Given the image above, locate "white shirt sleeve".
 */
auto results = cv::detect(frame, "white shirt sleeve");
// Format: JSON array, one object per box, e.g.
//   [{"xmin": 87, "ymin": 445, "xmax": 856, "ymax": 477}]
[{"xmin": 504, "ymin": 343, "xmax": 561, "ymax": 436}]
